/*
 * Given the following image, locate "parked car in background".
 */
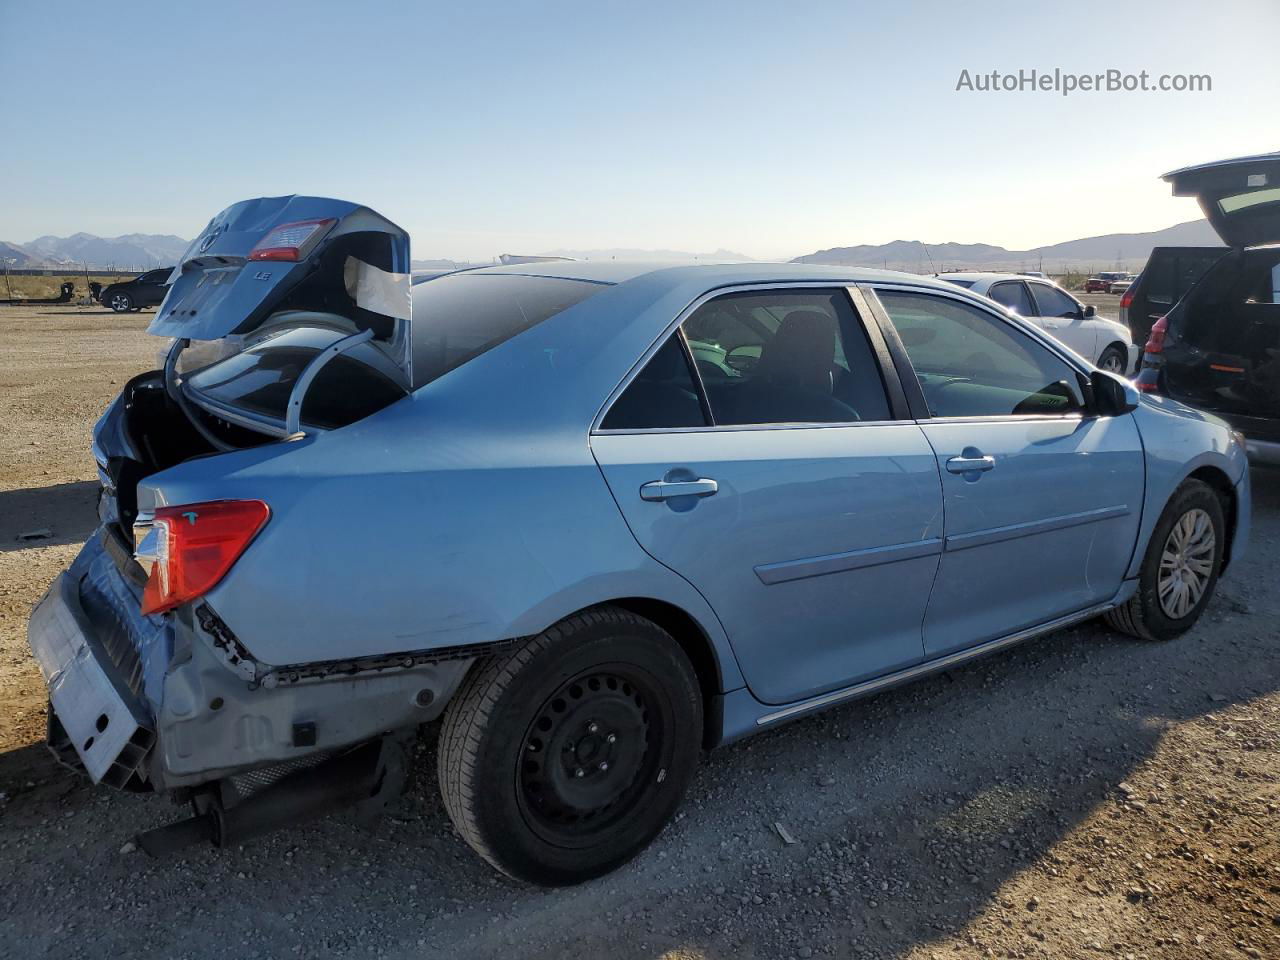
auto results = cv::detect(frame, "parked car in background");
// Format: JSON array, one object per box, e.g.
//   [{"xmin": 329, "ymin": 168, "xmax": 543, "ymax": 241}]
[
  {"xmin": 99, "ymin": 268, "xmax": 174, "ymax": 313},
  {"xmin": 1085, "ymin": 272, "xmax": 1128, "ymax": 293},
  {"xmin": 1106, "ymin": 276, "xmax": 1136, "ymax": 295},
  {"xmin": 1121, "ymin": 246, "xmax": 1227, "ymax": 346},
  {"xmin": 1137, "ymin": 151, "xmax": 1280, "ymax": 465},
  {"xmin": 939, "ymin": 272, "xmax": 1138, "ymax": 373}
]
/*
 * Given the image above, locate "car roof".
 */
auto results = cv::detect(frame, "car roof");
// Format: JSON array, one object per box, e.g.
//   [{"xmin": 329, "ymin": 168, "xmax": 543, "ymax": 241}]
[
  {"xmin": 446, "ymin": 259, "xmax": 966, "ymax": 292},
  {"xmin": 933, "ymin": 271, "xmax": 1055, "ymax": 284}
]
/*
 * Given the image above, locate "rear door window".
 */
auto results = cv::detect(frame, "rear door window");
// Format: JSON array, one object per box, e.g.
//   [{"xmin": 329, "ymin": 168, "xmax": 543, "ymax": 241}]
[
  {"xmin": 600, "ymin": 289, "xmax": 893, "ymax": 429},
  {"xmin": 684, "ymin": 289, "xmax": 891, "ymax": 425},
  {"xmin": 1028, "ymin": 283, "xmax": 1080, "ymax": 318},
  {"xmin": 988, "ymin": 281, "xmax": 1034, "ymax": 315},
  {"xmin": 876, "ymin": 289, "xmax": 1085, "ymax": 418}
]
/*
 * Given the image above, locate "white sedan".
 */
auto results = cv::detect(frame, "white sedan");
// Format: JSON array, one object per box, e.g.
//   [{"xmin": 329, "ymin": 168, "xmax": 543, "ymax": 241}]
[{"xmin": 938, "ymin": 273, "xmax": 1138, "ymax": 374}]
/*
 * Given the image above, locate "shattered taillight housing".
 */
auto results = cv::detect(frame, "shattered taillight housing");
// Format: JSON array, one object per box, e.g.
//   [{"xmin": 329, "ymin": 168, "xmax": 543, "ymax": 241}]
[
  {"xmin": 248, "ymin": 218, "xmax": 336, "ymax": 262},
  {"xmin": 135, "ymin": 500, "xmax": 270, "ymax": 615}
]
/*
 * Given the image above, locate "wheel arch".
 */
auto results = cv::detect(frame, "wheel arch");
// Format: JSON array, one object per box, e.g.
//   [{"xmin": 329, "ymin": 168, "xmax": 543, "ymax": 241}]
[
  {"xmin": 509, "ymin": 597, "xmax": 733, "ymax": 751},
  {"xmin": 1186, "ymin": 464, "xmax": 1239, "ymax": 571}
]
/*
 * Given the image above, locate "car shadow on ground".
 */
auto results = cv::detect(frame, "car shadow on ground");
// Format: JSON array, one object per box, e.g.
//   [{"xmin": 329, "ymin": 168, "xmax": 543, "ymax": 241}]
[
  {"xmin": 0, "ymin": 480, "xmax": 100, "ymax": 552},
  {"xmin": 2, "ymin": 471, "xmax": 1276, "ymax": 960}
]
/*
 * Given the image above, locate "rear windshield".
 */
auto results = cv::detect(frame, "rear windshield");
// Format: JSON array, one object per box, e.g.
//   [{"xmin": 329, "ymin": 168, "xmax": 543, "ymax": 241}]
[
  {"xmin": 410, "ymin": 273, "xmax": 607, "ymax": 388},
  {"xmin": 185, "ymin": 327, "xmax": 406, "ymax": 430},
  {"xmin": 183, "ymin": 273, "xmax": 607, "ymax": 431},
  {"xmin": 1142, "ymin": 249, "xmax": 1226, "ymax": 307}
]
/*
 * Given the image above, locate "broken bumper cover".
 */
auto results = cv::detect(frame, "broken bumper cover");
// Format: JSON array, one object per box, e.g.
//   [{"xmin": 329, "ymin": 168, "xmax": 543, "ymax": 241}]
[
  {"xmin": 30, "ymin": 526, "xmax": 481, "ymax": 793},
  {"xmin": 28, "ymin": 568, "xmax": 156, "ymax": 787}
]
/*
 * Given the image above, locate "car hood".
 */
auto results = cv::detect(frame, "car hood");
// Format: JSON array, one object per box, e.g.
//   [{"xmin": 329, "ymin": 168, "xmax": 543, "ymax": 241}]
[
  {"xmin": 148, "ymin": 195, "xmax": 412, "ymax": 379},
  {"xmin": 1163, "ymin": 152, "xmax": 1280, "ymax": 248}
]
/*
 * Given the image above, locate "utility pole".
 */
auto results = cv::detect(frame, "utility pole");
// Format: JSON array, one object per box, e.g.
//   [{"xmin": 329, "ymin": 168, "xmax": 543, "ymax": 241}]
[{"xmin": 3, "ymin": 259, "xmax": 13, "ymax": 301}]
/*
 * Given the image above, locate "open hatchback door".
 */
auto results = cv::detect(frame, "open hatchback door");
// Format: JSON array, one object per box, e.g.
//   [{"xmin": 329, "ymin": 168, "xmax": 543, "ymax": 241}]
[{"xmin": 1163, "ymin": 152, "xmax": 1280, "ymax": 248}]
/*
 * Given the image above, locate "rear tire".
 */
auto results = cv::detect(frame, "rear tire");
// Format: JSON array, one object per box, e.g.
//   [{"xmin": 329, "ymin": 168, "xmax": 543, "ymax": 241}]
[
  {"xmin": 109, "ymin": 292, "xmax": 133, "ymax": 313},
  {"xmin": 1104, "ymin": 479, "xmax": 1224, "ymax": 641},
  {"xmin": 437, "ymin": 606, "xmax": 702, "ymax": 885},
  {"xmin": 1097, "ymin": 344, "xmax": 1129, "ymax": 375}
]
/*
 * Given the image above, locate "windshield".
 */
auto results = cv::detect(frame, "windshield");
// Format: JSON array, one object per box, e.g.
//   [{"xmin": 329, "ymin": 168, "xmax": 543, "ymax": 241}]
[{"xmin": 410, "ymin": 273, "xmax": 608, "ymax": 388}]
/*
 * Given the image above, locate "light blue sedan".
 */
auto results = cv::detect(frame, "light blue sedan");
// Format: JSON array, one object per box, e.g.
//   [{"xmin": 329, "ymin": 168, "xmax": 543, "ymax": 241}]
[{"xmin": 28, "ymin": 197, "xmax": 1251, "ymax": 885}]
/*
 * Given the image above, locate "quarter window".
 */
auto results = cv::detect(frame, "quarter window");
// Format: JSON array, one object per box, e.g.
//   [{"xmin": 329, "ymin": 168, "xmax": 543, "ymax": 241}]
[
  {"xmin": 1028, "ymin": 283, "xmax": 1080, "ymax": 319},
  {"xmin": 876, "ymin": 290, "xmax": 1085, "ymax": 418},
  {"xmin": 600, "ymin": 334, "xmax": 707, "ymax": 430},
  {"xmin": 988, "ymin": 281, "xmax": 1034, "ymax": 315}
]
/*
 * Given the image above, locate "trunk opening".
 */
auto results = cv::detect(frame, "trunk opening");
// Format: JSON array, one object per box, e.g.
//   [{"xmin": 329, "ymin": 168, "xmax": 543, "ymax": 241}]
[{"xmin": 101, "ymin": 370, "xmax": 275, "ymax": 539}]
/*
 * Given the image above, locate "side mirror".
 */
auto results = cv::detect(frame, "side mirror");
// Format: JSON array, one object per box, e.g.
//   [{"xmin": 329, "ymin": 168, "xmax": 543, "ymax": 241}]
[
  {"xmin": 1083, "ymin": 304, "xmax": 1096, "ymax": 318},
  {"xmin": 1090, "ymin": 369, "xmax": 1139, "ymax": 416}
]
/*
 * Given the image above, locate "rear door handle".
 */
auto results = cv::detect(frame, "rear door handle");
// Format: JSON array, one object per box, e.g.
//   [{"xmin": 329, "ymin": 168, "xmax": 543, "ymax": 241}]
[
  {"xmin": 640, "ymin": 478, "xmax": 718, "ymax": 501},
  {"xmin": 946, "ymin": 455, "xmax": 995, "ymax": 474}
]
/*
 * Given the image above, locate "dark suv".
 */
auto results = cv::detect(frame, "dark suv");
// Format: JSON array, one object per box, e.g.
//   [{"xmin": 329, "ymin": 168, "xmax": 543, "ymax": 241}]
[
  {"xmin": 100, "ymin": 268, "xmax": 174, "ymax": 313},
  {"xmin": 1121, "ymin": 247, "xmax": 1226, "ymax": 346},
  {"xmin": 1136, "ymin": 152, "xmax": 1280, "ymax": 465}
]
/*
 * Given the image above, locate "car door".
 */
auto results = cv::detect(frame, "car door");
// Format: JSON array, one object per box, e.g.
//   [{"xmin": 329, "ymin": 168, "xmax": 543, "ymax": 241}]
[
  {"xmin": 591, "ymin": 286, "xmax": 944, "ymax": 706},
  {"xmin": 1026, "ymin": 281, "xmax": 1097, "ymax": 361},
  {"xmin": 138, "ymin": 269, "xmax": 170, "ymax": 306},
  {"xmin": 867, "ymin": 285, "xmax": 1145, "ymax": 658}
]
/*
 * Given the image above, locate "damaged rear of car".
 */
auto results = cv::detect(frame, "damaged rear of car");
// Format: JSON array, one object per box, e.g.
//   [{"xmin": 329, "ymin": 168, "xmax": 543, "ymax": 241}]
[{"xmin": 29, "ymin": 196, "xmax": 465, "ymax": 846}]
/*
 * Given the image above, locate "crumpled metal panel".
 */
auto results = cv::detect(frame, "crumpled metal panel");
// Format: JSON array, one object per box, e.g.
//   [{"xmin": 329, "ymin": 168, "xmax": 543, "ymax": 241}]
[{"xmin": 77, "ymin": 530, "xmax": 173, "ymax": 714}]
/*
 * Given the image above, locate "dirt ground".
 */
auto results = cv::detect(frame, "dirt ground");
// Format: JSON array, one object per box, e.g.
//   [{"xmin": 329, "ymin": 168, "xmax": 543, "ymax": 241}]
[{"xmin": 0, "ymin": 301, "xmax": 1275, "ymax": 960}]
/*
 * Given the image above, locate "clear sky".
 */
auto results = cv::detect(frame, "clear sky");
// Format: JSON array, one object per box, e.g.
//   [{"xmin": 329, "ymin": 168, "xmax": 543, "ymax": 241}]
[{"xmin": 1, "ymin": 0, "xmax": 1277, "ymax": 261}]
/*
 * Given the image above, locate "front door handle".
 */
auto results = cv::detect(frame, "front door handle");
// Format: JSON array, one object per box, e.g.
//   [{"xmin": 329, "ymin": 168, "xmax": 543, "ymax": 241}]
[
  {"xmin": 946, "ymin": 455, "xmax": 995, "ymax": 474},
  {"xmin": 640, "ymin": 478, "xmax": 718, "ymax": 501}
]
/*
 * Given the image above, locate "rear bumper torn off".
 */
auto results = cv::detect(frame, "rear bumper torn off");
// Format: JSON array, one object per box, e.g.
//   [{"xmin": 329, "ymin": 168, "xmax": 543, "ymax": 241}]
[{"xmin": 28, "ymin": 571, "xmax": 155, "ymax": 787}]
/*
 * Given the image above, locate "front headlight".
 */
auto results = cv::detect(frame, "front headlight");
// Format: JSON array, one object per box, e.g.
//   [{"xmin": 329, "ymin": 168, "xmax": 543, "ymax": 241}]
[{"xmin": 1229, "ymin": 429, "xmax": 1248, "ymax": 451}]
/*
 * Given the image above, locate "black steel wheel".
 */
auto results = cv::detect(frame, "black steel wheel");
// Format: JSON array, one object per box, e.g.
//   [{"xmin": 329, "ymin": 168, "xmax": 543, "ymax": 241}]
[{"xmin": 438, "ymin": 606, "xmax": 702, "ymax": 885}]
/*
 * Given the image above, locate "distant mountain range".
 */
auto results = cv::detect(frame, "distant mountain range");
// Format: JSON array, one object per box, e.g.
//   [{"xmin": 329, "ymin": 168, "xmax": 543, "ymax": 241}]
[
  {"xmin": 0, "ymin": 233, "xmax": 190, "ymax": 269},
  {"xmin": 2, "ymin": 220, "xmax": 1224, "ymax": 274},
  {"xmin": 793, "ymin": 219, "xmax": 1221, "ymax": 273}
]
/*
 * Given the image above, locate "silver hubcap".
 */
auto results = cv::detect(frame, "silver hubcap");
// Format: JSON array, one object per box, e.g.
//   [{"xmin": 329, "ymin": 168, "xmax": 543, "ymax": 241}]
[
  {"xmin": 1158, "ymin": 507, "xmax": 1215, "ymax": 619},
  {"xmin": 112, "ymin": 295, "xmax": 128, "ymax": 310},
  {"xmin": 1101, "ymin": 352, "xmax": 1125, "ymax": 373}
]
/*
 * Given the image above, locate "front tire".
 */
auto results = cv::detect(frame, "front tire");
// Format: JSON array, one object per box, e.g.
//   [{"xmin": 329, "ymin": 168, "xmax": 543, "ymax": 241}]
[
  {"xmin": 109, "ymin": 292, "xmax": 133, "ymax": 313},
  {"xmin": 1105, "ymin": 479, "xmax": 1225, "ymax": 641},
  {"xmin": 438, "ymin": 606, "xmax": 702, "ymax": 885}
]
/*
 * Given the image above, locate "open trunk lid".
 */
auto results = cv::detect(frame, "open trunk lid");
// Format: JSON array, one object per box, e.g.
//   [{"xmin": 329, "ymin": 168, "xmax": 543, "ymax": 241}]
[
  {"xmin": 1163, "ymin": 152, "xmax": 1280, "ymax": 249},
  {"xmin": 150, "ymin": 195, "xmax": 412, "ymax": 382}
]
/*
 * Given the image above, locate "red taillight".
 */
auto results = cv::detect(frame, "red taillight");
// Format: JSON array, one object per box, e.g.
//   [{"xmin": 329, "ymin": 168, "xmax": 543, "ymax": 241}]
[
  {"xmin": 1144, "ymin": 316, "xmax": 1168, "ymax": 354},
  {"xmin": 139, "ymin": 500, "xmax": 270, "ymax": 615},
  {"xmin": 1119, "ymin": 289, "xmax": 1135, "ymax": 310},
  {"xmin": 247, "ymin": 218, "xmax": 335, "ymax": 262}
]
